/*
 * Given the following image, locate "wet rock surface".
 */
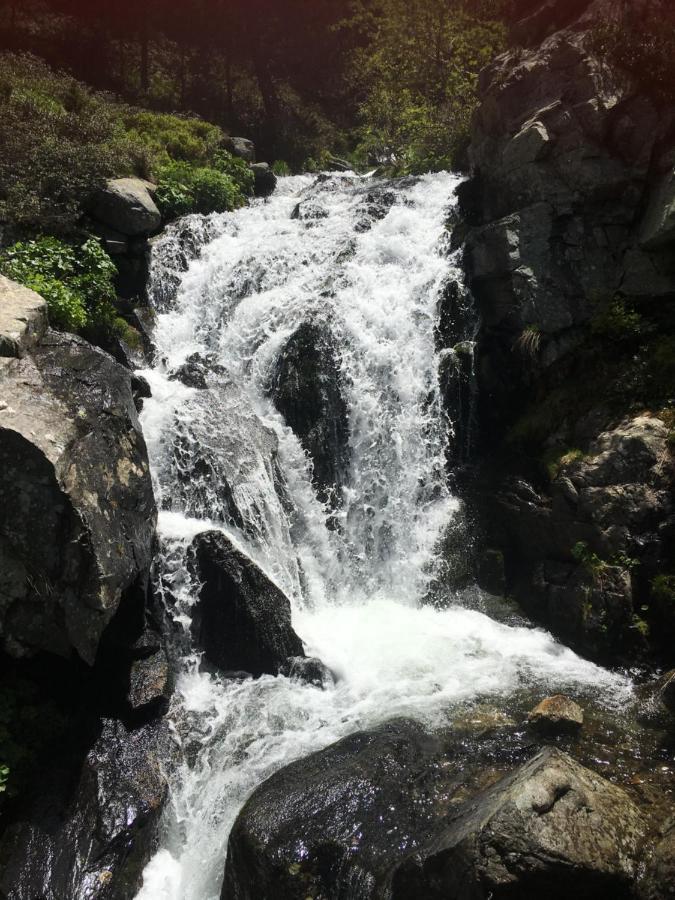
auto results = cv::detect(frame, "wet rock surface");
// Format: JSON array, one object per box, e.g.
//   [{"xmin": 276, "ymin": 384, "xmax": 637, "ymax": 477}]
[
  {"xmin": 527, "ymin": 693, "xmax": 584, "ymax": 734},
  {"xmin": 190, "ymin": 531, "xmax": 304, "ymax": 676},
  {"xmin": 270, "ymin": 321, "xmax": 350, "ymax": 509},
  {"xmin": 0, "ymin": 717, "xmax": 178, "ymax": 900},
  {"xmin": 224, "ymin": 719, "xmax": 649, "ymax": 900},
  {"xmin": 0, "ymin": 330, "xmax": 157, "ymax": 664}
]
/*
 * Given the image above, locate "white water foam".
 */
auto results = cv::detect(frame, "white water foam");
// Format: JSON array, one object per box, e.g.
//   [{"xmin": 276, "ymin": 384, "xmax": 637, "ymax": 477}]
[{"xmin": 136, "ymin": 172, "xmax": 631, "ymax": 900}]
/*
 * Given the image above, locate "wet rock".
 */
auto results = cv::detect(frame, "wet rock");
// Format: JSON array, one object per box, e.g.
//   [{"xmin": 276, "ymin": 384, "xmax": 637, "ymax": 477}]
[
  {"xmin": 394, "ymin": 746, "xmax": 645, "ymax": 900},
  {"xmin": 224, "ymin": 723, "xmax": 645, "ymax": 900},
  {"xmin": 251, "ymin": 163, "xmax": 277, "ymax": 198},
  {"xmin": 279, "ymin": 655, "xmax": 335, "ymax": 688},
  {"xmin": 131, "ymin": 373, "xmax": 152, "ymax": 412},
  {"xmin": 128, "ymin": 649, "xmax": 172, "ymax": 716},
  {"xmin": 527, "ymin": 694, "xmax": 584, "ymax": 734},
  {"xmin": 639, "ymin": 822, "xmax": 675, "ymax": 900},
  {"xmin": 270, "ymin": 321, "xmax": 350, "ymax": 508},
  {"xmin": 0, "ymin": 276, "xmax": 48, "ymax": 358},
  {"xmin": 169, "ymin": 353, "xmax": 209, "ymax": 389},
  {"xmin": 90, "ymin": 177, "xmax": 161, "ymax": 237},
  {"xmin": 476, "ymin": 548, "xmax": 506, "ymax": 596},
  {"xmin": 190, "ymin": 531, "xmax": 304, "ymax": 677},
  {"xmin": 0, "ymin": 331, "xmax": 157, "ymax": 664},
  {"xmin": 0, "ymin": 718, "xmax": 177, "ymax": 900}
]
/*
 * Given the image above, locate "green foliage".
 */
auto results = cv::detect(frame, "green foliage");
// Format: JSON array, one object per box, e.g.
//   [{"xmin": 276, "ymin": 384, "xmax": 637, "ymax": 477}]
[
  {"xmin": 272, "ymin": 160, "xmax": 293, "ymax": 177},
  {"xmin": 122, "ymin": 109, "xmax": 223, "ymax": 167},
  {"xmin": 651, "ymin": 335, "xmax": 675, "ymax": 395},
  {"xmin": 0, "ymin": 236, "xmax": 117, "ymax": 332},
  {"xmin": 0, "ymin": 763, "xmax": 8, "ymax": 794},
  {"xmin": 212, "ymin": 150, "xmax": 255, "ymax": 196},
  {"xmin": 572, "ymin": 541, "xmax": 638, "ymax": 585},
  {"xmin": 590, "ymin": 297, "xmax": 642, "ymax": 341},
  {"xmin": 344, "ymin": 0, "xmax": 506, "ymax": 172},
  {"xmin": 155, "ymin": 161, "xmax": 247, "ymax": 219}
]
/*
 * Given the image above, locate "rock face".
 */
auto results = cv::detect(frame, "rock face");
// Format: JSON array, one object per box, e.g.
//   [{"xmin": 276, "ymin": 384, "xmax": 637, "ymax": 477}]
[
  {"xmin": 91, "ymin": 177, "xmax": 162, "ymax": 237},
  {"xmin": 190, "ymin": 531, "xmax": 304, "ymax": 676},
  {"xmin": 462, "ymin": 0, "xmax": 675, "ymax": 662},
  {"xmin": 224, "ymin": 721, "xmax": 645, "ymax": 900},
  {"xmin": 0, "ymin": 718, "xmax": 177, "ymax": 900},
  {"xmin": 0, "ymin": 330, "xmax": 157, "ymax": 664},
  {"xmin": 0, "ymin": 276, "xmax": 48, "ymax": 358},
  {"xmin": 271, "ymin": 321, "xmax": 350, "ymax": 508}
]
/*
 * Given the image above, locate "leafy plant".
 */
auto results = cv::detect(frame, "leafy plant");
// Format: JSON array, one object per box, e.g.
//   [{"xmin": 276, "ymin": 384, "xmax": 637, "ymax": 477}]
[
  {"xmin": 272, "ymin": 160, "xmax": 292, "ymax": 177},
  {"xmin": 590, "ymin": 297, "xmax": 642, "ymax": 341},
  {"xmin": 544, "ymin": 447, "xmax": 586, "ymax": 481},
  {"xmin": 652, "ymin": 574, "xmax": 675, "ymax": 605},
  {"xmin": 0, "ymin": 236, "xmax": 118, "ymax": 332},
  {"xmin": 155, "ymin": 161, "xmax": 247, "ymax": 220},
  {"xmin": 0, "ymin": 763, "xmax": 9, "ymax": 794}
]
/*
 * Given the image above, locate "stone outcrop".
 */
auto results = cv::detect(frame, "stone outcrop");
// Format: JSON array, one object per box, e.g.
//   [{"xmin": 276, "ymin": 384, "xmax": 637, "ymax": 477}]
[
  {"xmin": 90, "ymin": 177, "xmax": 161, "ymax": 237},
  {"xmin": 223, "ymin": 136, "xmax": 256, "ymax": 163},
  {"xmin": 0, "ymin": 717, "xmax": 178, "ymax": 900},
  {"xmin": 527, "ymin": 693, "xmax": 584, "ymax": 733},
  {"xmin": 190, "ymin": 531, "xmax": 304, "ymax": 676},
  {"xmin": 0, "ymin": 276, "xmax": 48, "ymax": 358},
  {"xmin": 224, "ymin": 720, "xmax": 646, "ymax": 900},
  {"xmin": 270, "ymin": 321, "xmax": 350, "ymax": 510},
  {"xmin": 461, "ymin": 0, "xmax": 675, "ymax": 662},
  {"xmin": 0, "ymin": 326, "xmax": 157, "ymax": 665}
]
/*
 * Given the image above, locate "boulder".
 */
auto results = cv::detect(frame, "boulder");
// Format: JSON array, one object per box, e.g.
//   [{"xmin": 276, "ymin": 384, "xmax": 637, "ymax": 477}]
[
  {"xmin": 279, "ymin": 655, "xmax": 335, "ymax": 688},
  {"xmin": 394, "ymin": 746, "xmax": 645, "ymax": 900},
  {"xmin": 223, "ymin": 136, "xmax": 256, "ymax": 163},
  {"xmin": 0, "ymin": 331, "xmax": 157, "ymax": 664},
  {"xmin": 270, "ymin": 321, "xmax": 350, "ymax": 508},
  {"xmin": 0, "ymin": 718, "xmax": 177, "ymax": 900},
  {"xmin": 190, "ymin": 531, "xmax": 304, "ymax": 676},
  {"xmin": 224, "ymin": 722, "xmax": 645, "ymax": 900},
  {"xmin": 639, "ymin": 823, "xmax": 675, "ymax": 900},
  {"xmin": 251, "ymin": 163, "xmax": 277, "ymax": 198},
  {"xmin": 91, "ymin": 178, "xmax": 161, "ymax": 237},
  {"xmin": 527, "ymin": 694, "xmax": 584, "ymax": 734},
  {"xmin": 0, "ymin": 276, "xmax": 48, "ymax": 358}
]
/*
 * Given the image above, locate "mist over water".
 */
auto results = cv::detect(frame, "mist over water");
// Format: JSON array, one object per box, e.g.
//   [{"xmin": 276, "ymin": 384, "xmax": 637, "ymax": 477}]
[{"xmin": 136, "ymin": 173, "xmax": 630, "ymax": 900}]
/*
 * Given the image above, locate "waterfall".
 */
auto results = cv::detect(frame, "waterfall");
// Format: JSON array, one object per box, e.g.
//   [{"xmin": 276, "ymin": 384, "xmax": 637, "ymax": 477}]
[{"xmin": 135, "ymin": 173, "xmax": 629, "ymax": 900}]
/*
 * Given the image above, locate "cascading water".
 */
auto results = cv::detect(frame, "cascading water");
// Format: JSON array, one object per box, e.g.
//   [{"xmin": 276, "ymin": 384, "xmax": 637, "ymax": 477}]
[{"xmin": 135, "ymin": 173, "xmax": 630, "ymax": 900}]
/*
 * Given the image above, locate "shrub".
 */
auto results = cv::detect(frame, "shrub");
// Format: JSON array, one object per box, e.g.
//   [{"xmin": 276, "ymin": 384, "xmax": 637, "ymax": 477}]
[
  {"xmin": 590, "ymin": 297, "xmax": 642, "ymax": 341},
  {"xmin": 0, "ymin": 236, "xmax": 117, "ymax": 332},
  {"xmin": 544, "ymin": 447, "xmax": 586, "ymax": 481},
  {"xmin": 122, "ymin": 109, "xmax": 223, "ymax": 167},
  {"xmin": 212, "ymin": 150, "xmax": 255, "ymax": 195},
  {"xmin": 272, "ymin": 160, "xmax": 292, "ymax": 177},
  {"xmin": 155, "ymin": 161, "xmax": 247, "ymax": 220},
  {"xmin": 652, "ymin": 574, "xmax": 675, "ymax": 605}
]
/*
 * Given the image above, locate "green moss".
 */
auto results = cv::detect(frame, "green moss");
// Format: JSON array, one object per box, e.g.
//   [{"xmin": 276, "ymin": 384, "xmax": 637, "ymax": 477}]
[{"xmin": 632, "ymin": 616, "xmax": 650, "ymax": 638}]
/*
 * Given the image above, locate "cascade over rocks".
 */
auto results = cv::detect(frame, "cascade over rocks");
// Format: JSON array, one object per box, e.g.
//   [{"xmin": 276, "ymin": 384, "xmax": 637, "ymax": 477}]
[
  {"xmin": 270, "ymin": 321, "xmax": 350, "ymax": 509},
  {"xmin": 190, "ymin": 530, "xmax": 304, "ymax": 676},
  {"xmin": 224, "ymin": 720, "xmax": 646, "ymax": 900},
  {"xmin": 462, "ymin": 0, "xmax": 675, "ymax": 662},
  {"xmin": 0, "ymin": 326, "xmax": 157, "ymax": 665}
]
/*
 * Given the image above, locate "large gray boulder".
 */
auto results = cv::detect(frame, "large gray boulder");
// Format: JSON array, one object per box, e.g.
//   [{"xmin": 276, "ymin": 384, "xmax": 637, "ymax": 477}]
[
  {"xmin": 0, "ymin": 276, "xmax": 48, "ymax": 358},
  {"xmin": 91, "ymin": 177, "xmax": 161, "ymax": 237},
  {"xmin": 393, "ymin": 746, "xmax": 645, "ymax": 900},
  {"xmin": 251, "ymin": 163, "xmax": 277, "ymax": 198},
  {"xmin": 223, "ymin": 136, "xmax": 256, "ymax": 163},
  {"xmin": 224, "ymin": 722, "xmax": 646, "ymax": 900},
  {"xmin": 190, "ymin": 531, "xmax": 304, "ymax": 676},
  {"xmin": 0, "ymin": 330, "xmax": 157, "ymax": 664}
]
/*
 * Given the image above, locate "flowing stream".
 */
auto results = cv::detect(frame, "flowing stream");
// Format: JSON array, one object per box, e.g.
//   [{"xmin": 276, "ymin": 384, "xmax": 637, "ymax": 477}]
[{"xmin": 135, "ymin": 172, "xmax": 630, "ymax": 900}]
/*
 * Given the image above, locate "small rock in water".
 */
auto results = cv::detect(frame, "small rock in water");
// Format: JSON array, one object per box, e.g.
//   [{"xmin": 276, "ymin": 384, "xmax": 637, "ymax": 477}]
[
  {"xmin": 527, "ymin": 694, "xmax": 584, "ymax": 734},
  {"xmin": 280, "ymin": 655, "xmax": 335, "ymax": 688}
]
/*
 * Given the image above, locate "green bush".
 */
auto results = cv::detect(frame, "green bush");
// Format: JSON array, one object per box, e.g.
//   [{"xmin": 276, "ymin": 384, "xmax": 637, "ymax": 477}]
[
  {"xmin": 272, "ymin": 160, "xmax": 293, "ymax": 177},
  {"xmin": 212, "ymin": 150, "xmax": 255, "ymax": 195},
  {"xmin": 0, "ymin": 236, "xmax": 118, "ymax": 332},
  {"xmin": 590, "ymin": 297, "xmax": 642, "ymax": 341},
  {"xmin": 155, "ymin": 161, "xmax": 247, "ymax": 219},
  {"xmin": 123, "ymin": 109, "xmax": 224, "ymax": 167}
]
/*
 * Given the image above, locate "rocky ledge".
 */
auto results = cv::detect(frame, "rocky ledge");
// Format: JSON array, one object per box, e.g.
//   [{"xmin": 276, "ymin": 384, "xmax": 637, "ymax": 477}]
[{"xmin": 459, "ymin": 0, "xmax": 675, "ymax": 664}]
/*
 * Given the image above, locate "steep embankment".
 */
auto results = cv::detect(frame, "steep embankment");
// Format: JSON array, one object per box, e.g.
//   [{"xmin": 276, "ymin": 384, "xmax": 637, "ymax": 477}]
[{"xmin": 461, "ymin": 0, "xmax": 675, "ymax": 665}]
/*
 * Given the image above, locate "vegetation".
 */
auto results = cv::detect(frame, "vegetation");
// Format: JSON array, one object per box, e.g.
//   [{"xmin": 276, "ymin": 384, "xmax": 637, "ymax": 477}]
[
  {"xmin": 515, "ymin": 324, "xmax": 542, "ymax": 358},
  {"xmin": 0, "ymin": 53, "xmax": 255, "ymax": 234},
  {"xmin": 344, "ymin": 0, "xmax": 507, "ymax": 172},
  {"xmin": 590, "ymin": 296, "xmax": 642, "ymax": 341},
  {"xmin": 0, "ymin": 236, "xmax": 120, "ymax": 333},
  {"xmin": 544, "ymin": 447, "xmax": 586, "ymax": 481},
  {"xmin": 652, "ymin": 574, "xmax": 675, "ymax": 606}
]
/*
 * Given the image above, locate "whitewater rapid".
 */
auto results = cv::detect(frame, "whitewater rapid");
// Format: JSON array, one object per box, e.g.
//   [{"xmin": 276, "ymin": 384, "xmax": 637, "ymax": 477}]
[{"xmin": 135, "ymin": 173, "xmax": 630, "ymax": 900}]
